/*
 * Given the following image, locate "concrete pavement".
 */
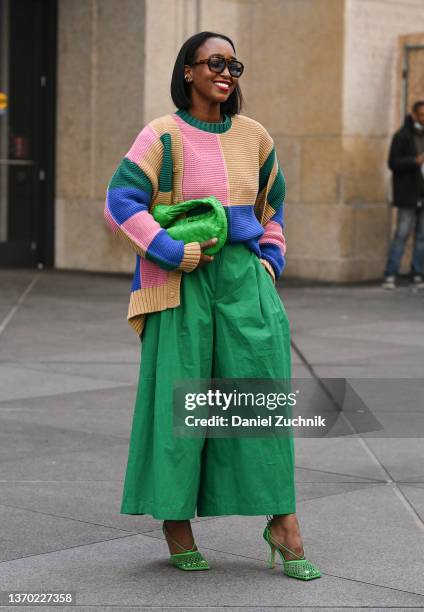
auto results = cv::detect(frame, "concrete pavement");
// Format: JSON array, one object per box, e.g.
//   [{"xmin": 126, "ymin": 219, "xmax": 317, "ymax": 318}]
[{"xmin": 0, "ymin": 268, "xmax": 423, "ymax": 611}]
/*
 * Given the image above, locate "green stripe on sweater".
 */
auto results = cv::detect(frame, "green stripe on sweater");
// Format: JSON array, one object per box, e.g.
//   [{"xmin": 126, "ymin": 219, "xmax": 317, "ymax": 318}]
[
  {"xmin": 159, "ymin": 133, "xmax": 173, "ymax": 193},
  {"xmin": 109, "ymin": 157, "xmax": 152, "ymax": 193},
  {"xmin": 259, "ymin": 147, "xmax": 276, "ymax": 193},
  {"xmin": 268, "ymin": 165, "xmax": 286, "ymax": 210}
]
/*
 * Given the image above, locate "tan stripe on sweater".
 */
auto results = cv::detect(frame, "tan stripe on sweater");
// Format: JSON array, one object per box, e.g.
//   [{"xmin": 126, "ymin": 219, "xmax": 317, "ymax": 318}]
[{"xmin": 219, "ymin": 115, "xmax": 263, "ymax": 206}]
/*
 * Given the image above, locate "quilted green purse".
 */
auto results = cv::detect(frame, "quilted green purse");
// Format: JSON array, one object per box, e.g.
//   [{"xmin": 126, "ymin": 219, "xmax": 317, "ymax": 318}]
[{"xmin": 152, "ymin": 196, "xmax": 228, "ymax": 255}]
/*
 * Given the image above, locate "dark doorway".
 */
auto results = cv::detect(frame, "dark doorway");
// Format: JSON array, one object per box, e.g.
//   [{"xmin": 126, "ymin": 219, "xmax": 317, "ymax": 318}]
[{"xmin": 0, "ymin": 0, "xmax": 57, "ymax": 268}]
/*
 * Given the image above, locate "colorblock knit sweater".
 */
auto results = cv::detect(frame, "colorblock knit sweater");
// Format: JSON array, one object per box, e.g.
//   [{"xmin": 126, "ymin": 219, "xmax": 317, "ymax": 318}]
[{"xmin": 104, "ymin": 109, "xmax": 287, "ymax": 337}]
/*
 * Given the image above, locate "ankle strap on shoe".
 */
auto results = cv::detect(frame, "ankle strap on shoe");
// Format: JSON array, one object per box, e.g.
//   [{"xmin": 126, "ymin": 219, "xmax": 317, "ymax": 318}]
[{"xmin": 266, "ymin": 525, "xmax": 305, "ymax": 561}]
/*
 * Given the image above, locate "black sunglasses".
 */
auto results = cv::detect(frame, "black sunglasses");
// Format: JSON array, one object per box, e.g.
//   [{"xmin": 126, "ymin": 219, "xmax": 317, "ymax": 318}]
[{"xmin": 190, "ymin": 55, "xmax": 244, "ymax": 78}]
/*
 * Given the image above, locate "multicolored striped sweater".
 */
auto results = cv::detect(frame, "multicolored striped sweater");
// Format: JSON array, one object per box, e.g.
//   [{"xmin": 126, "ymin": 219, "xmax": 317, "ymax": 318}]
[{"xmin": 104, "ymin": 108, "xmax": 287, "ymax": 337}]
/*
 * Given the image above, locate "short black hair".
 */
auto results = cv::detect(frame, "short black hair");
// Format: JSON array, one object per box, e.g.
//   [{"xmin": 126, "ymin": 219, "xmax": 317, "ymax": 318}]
[
  {"xmin": 171, "ymin": 31, "xmax": 243, "ymax": 116},
  {"xmin": 413, "ymin": 100, "xmax": 424, "ymax": 114}
]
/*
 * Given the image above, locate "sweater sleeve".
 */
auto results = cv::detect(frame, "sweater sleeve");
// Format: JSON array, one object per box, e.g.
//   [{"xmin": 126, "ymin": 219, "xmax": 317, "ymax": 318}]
[
  {"xmin": 104, "ymin": 124, "xmax": 201, "ymax": 272},
  {"xmin": 256, "ymin": 128, "xmax": 287, "ymax": 282}
]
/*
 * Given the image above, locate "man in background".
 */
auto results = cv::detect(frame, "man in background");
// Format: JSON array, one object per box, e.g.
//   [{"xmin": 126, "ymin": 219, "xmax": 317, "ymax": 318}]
[{"xmin": 382, "ymin": 100, "xmax": 424, "ymax": 289}]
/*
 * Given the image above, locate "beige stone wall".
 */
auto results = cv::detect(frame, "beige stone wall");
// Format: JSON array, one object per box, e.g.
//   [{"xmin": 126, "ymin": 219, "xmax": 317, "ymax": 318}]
[
  {"xmin": 143, "ymin": 0, "xmax": 199, "ymax": 122},
  {"xmin": 240, "ymin": 0, "xmax": 345, "ymax": 280},
  {"xmin": 56, "ymin": 0, "xmax": 146, "ymax": 273},
  {"xmin": 341, "ymin": 0, "xmax": 424, "ymax": 280},
  {"xmin": 55, "ymin": 0, "xmax": 424, "ymax": 280}
]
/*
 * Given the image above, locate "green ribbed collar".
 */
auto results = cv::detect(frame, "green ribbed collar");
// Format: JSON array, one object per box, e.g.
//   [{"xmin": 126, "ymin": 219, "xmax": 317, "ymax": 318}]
[{"xmin": 175, "ymin": 108, "xmax": 232, "ymax": 133}]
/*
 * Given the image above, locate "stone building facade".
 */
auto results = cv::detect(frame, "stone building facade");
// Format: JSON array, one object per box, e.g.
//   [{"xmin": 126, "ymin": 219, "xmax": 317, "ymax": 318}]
[{"xmin": 55, "ymin": 0, "xmax": 424, "ymax": 281}]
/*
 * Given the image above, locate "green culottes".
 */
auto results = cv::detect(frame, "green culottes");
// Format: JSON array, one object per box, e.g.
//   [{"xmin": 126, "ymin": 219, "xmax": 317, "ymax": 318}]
[{"xmin": 120, "ymin": 243, "xmax": 296, "ymax": 519}]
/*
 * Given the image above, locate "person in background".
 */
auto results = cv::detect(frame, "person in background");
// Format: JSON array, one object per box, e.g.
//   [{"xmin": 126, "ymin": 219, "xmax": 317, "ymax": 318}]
[{"xmin": 382, "ymin": 100, "xmax": 424, "ymax": 289}]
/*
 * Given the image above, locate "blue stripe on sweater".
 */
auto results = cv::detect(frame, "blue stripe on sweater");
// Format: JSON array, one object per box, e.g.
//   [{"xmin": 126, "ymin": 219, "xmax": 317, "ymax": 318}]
[
  {"xmin": 270, "ymin": 205, "xmax": 283, "ymax": 225},
  {"xmin": 107, "ymin": 187, "xmax": 150, "ymax": 224},
  {"xmin": 131, "ymin": 255, "xmax": 142, "ymax": 291},
  {"xmin": 260, "ymin": 243, "xmax": 285, "ymax": 278},
  {"xmin": 225, "ymin": 205, "xmax": 264, "ymax": 242},
  {"xmin": 145, "ymin": 229, "xmax": 185, "ymax": 270}
]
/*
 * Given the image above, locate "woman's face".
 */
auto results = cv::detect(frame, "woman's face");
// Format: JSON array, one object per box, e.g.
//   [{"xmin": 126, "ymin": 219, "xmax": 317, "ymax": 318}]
[
  {"xmin": 413, "ymin": 105, "xmax": 424, "ymax": 127},
  {"xmin": 184, "ymin": 37, "xmax": 239, "ymax": 106}
]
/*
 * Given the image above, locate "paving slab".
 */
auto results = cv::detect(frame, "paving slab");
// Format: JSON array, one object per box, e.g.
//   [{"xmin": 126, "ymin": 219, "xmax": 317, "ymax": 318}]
[
  {"xmin": 0, "ymin": 439, "xmax": 128, "ymax": 481},
  {"xmin": 0, "ymin": 387, "xmax": 135, "ymax": 438},
  {"xmin": 0, "ymin": 608, "xmax": 421, "ymax": 612},
  {"xmin": 0, "ymin": 347, "xmax": 139, "ymax": 365},
  {"xmin": 293, "ymin": 438, "xmax": 388, "ymax": 482},
  {"xmin": 307, "ymin": 320, "xmax": 424, "ymax": 349},
  {"xmin": 279, "ymin": 285, "xmax": 424, "ymax": 329},
  {"xmin": 0, "ymin": 504, "xmax": 131, "ymax": 562},
  {"xmin": 0, "ymin": 321, "xmax": 134, "ymax": 363},
  {"xmin": 0, "ymin": 411, "xmax": 128, "ymax": 464},
  {"xmin": 0, "ymin": 531, "xmax": 423, "ymax": 608},
  {"xmin": 180, "ymin": 490, "xmax": 424, "ymax": 594},
  {"xmin": 291, "ymin": 334, "xmax": 414, "ymax": 368},
  {"xmin": 398, "ymin": 484, "xmax": 424, "ymax": 522},
  {"xmin": 0, "ymin": 481, "xmax": 378, "ymax": 538},
  {"xmin": 1, "ymin": 270, "xmax": 423, "ymax": 610},
  {"xmin": 0, "ymin": 481, "xmax": 156, "ymax": 534},
  {"xmin": 291, "ymin": 363, "xmax": 314, "ymax": 377},
  {"xmin": 295, "ymin": 481, "xmax": 383, "ymax": 504},
  {"xmin": 313, "ymin": 361, "xmax": 424, "ymax": 377},
  {"xmin": 364, "ymin": 438, "xmax": 424, "ymax": 483},
  {"xmin": 0, "ymin": 359, "xmax": 139, "ymax": 385},
  {"xmin": 0, "ymin": 363, "xmax": 128, "ymax": 402}
]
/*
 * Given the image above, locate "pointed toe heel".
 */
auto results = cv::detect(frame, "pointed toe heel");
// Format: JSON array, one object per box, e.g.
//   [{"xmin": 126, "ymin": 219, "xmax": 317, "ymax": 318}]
[
  {"xmin": 263, "ymin": 519, "xmax": 321, "ymax": 581},
  {"xmin": 163, "ymin": 523, "xmax": 210, "ymax": 571},
  {"xmin": 169, "ymin": 550, "xmax": 210, "ymax": 571}
]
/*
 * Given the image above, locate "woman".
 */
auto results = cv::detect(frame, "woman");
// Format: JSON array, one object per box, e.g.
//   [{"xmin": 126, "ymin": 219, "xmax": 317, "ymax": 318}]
[{"xmin": 105, "ymin": 31, "xmax": 320, "ymax": 580}]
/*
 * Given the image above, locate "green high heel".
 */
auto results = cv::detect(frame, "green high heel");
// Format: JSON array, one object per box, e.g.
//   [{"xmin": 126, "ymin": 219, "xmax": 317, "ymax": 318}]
[
  {"xmin": 162, "ymin": 522, "xmax": 210, "ymax": 571},
  {"xmin": 263, "ymin": 516, "xmax": 321, "ymax": 580}
]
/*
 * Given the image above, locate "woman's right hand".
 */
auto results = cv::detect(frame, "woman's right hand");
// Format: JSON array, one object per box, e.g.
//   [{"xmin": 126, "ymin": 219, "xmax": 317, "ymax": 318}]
[{"xmin": 195, "ymin": 238, "xmax": 218, "ymax": 268}]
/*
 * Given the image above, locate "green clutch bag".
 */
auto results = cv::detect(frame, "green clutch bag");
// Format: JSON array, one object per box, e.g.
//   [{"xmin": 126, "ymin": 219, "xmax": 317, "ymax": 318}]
[{"xmin": 152, "ymin": 196, "xmax": 228, "ymax": 255}]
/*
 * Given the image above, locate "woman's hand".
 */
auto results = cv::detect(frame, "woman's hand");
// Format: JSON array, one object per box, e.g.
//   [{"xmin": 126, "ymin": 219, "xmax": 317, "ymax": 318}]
[{"xmin": 195, "ymin": 238, "xmax": 218, "ymax": 268}]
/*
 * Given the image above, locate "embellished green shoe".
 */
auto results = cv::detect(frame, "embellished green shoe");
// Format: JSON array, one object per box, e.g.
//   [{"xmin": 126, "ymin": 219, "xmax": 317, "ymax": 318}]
[
  {"xmin": 263, "ymin": 516, "xmax": 321, "ymax": 581},
  {"xmin": 162, "ymin": 523, "xmax": 210, "ymax": 571}
]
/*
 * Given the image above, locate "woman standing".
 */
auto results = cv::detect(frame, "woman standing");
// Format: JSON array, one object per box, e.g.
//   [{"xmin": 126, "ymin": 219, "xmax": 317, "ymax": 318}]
[{"xmin": 105, "ymin": 31, "xmax": 320, "ymax": 580}]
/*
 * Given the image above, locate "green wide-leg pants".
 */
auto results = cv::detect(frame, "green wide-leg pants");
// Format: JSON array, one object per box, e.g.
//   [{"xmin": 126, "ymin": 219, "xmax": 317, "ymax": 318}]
[{"xmin": 120, "ymin": 243, "xmax": 296, "ymax": 519}]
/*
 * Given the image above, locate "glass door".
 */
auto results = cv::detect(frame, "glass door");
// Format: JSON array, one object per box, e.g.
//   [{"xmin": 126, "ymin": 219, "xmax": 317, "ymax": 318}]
[{"xmin": 0, "ymin": 0, "xmax": 56, "ymax": 267}]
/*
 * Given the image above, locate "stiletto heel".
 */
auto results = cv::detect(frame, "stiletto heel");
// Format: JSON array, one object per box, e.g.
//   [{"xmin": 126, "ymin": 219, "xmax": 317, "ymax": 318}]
[
  {"xmin": 263, "ymin": 515, "xmax": 321, "ymax": 580},
  {"xmin": 162, "ymin": 522, "xmax": 210, "ymax": 571},
  {"xmin": 268, "ymin": 544, "xmax": 276, "ymax": 569}
]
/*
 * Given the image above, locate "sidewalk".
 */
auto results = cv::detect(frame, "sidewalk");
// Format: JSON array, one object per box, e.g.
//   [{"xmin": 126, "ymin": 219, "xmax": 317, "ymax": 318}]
[{"xmin": 0, "ymin": 268, "xmax": 423, "ymax": 611}]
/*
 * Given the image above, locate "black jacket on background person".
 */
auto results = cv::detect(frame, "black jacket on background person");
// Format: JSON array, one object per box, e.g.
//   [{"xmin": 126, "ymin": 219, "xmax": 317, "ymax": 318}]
[{"xmin": 388, "ymin": 114, "xmax": 422, "ymax": 208}]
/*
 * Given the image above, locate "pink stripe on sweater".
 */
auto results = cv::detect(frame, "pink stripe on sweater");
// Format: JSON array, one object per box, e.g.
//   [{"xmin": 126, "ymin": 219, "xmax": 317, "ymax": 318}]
[
  {"xmin": 126, "ymin": 124, "xmax": 158, "ymax": 165},
  {"xmin": 259, "ymin": 220, "xmax": 286, "ymax": 254},
  {"xmin": 140, "ymin": 257, "xmax": 168, "ymax": 288},
  {"xmin": 121, "ymin": 210, "xmax": 161, "ymax": 252},
  {"xmin": 104, "ymin": 199, "xmax": 119, "ymax": 233},
  {"xmin": 173, "ymin": 114, "xmax": 229, "ymax": 204}
]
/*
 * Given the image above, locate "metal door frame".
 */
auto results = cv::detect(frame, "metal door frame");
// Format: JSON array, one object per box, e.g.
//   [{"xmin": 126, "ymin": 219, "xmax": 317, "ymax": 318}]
[{"xmin": 0, "ymin": 0, "xmax": 57, "ymax": 268}]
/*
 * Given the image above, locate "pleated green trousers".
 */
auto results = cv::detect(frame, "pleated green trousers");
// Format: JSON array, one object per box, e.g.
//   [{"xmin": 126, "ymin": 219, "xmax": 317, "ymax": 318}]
[{"xmin": 120, "ymin": 243, "xmax": 296, "ymax": 519}]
